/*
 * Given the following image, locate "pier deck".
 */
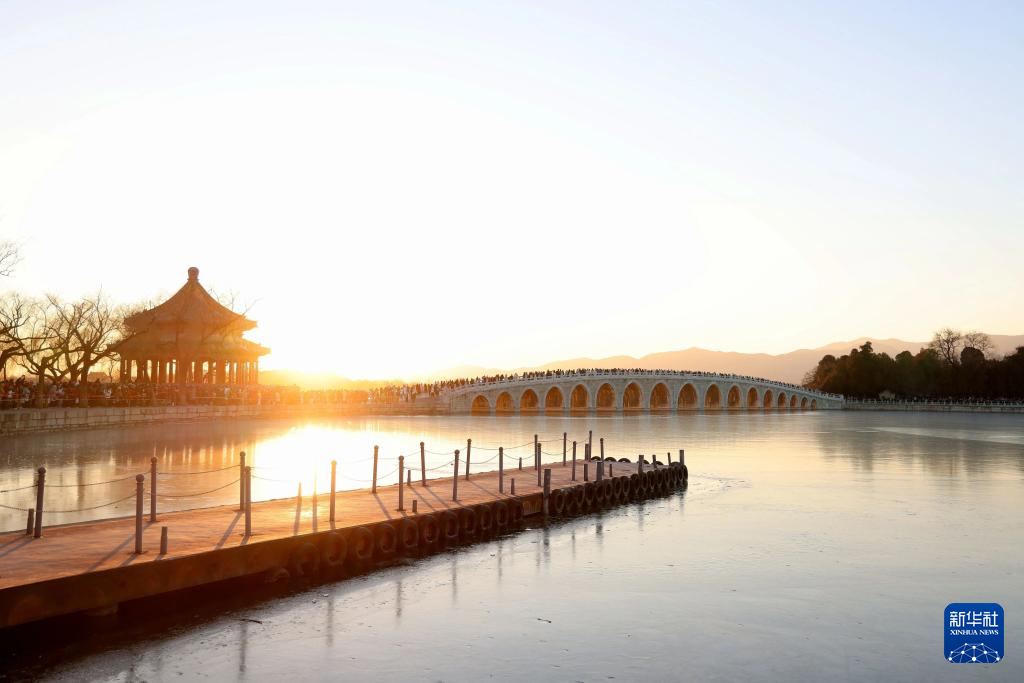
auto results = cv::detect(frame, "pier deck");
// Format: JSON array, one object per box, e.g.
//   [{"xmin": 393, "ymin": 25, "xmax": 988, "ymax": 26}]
[{"xmin": 0, "ymin": 458, "xmax": 680, "ymax": 628}]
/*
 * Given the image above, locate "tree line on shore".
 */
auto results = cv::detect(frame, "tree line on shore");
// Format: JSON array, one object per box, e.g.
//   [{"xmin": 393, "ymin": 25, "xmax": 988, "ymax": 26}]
[{"xmin": 803, "ymin": 328, "xmax": 1024, "ymax": 400}]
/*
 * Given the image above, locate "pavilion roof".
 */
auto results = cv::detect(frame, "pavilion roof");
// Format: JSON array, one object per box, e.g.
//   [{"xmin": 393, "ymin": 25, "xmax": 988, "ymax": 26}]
[{"xmin": 125, "ymin": 267, "xmax": 256, "ymax": 333}]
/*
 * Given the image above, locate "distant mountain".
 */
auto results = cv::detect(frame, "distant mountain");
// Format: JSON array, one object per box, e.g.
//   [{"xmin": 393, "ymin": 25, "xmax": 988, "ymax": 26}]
[{"xmin": 427, "ymin": 334, "xmax": 1024, "ymax": 385}]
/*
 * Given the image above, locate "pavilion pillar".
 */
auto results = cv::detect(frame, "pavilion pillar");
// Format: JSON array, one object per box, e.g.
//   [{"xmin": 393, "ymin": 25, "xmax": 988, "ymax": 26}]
[
  {"xmin": 254, "ymin": 359, "xmax": 259, "ymax": 385},
  {"xmin": 229, "ymin": 361, "xmax": 236, "ymax": 385},
  {"xmin": 157, "ymin": 361, "xmax": 164, "ymax": 384}
]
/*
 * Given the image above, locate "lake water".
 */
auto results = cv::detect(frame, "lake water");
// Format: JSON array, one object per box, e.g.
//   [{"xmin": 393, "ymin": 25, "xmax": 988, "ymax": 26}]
[{"xmin": 2, "ymin": 411, "xmax": 1022, "ymax": 681}]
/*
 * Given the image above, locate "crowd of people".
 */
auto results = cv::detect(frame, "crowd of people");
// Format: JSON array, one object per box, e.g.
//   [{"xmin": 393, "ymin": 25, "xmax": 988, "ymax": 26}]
[
  {"xmin": 365, "ymin": 367, "xmax": 842, "ymax": 404},
  {"xmin": 1, "ymin": 367, "xmax": 842, "ymax": 410},
  {"xmin": 0, "ymin": 378, "xmax": 307, "ymax": 410}
]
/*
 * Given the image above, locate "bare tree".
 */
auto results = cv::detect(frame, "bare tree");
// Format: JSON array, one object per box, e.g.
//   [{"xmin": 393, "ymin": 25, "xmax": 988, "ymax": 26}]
[
  {"xmin": 0, "ymin": 293, "xmax": 31, "ymax": 379},
  {"xmin": 929, "ymin": 327, "xmax": 964, "ymax": 366},
  {"xmin": 963, "ymin": 331, "xmax": 993, "ymax": 358},
  {"xmin": 0, "ymin": 240, "xmax": 19, "ymax": 278},
  {"xmin": 58, "ymin": 292, "xmax": 137, "ymax": 406},
  {"xmin": 14, "ymin": 297, "xmax": 68, "ymax": 406}
]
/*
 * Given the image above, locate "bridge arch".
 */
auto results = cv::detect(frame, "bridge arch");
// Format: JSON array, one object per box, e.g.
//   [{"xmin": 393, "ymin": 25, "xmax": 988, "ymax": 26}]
[
  {"xmin": 570, "ymin": 384, "xmax": 589, "ymax": 412},
  {"xmin": 801, "ymin": 397, "xmax": 808, "ymax": 411},
  {"xmin": 811, "ymin": 399, "xmax": 817, "ymax": 411},
  {"xmin": 544, "ymin": 386, "xmax": 564, "ymax": 413},
  {"xmin": 596, "ymin": 383, "xmax": 616, "ymax": 413},
  {"xmin": 623, "ymin": 382, "xmax": 643, "ymax": 412},
  {"xmin": 790, "ymin": 395, "xmax": 798, "ymax": 410},
  {"xmin": 649, "ymin": 382, "xmax": 670, "ymax": 411},
  {"xmin": 677, "ymin": 383, "xmax": 698, "ymax": 411},
  {"xmin": 520, "ymin": 389, "xmax": 539, "ymax": 414},
  {"xmin": 727, "ymin": 385, "xmax": 742, "ymax": 410},
  {"xmin": 704, "ymin": 384, "xmax": 722, "ymax": 411},
  {"xmin": 763, "ymin": 389, "xmax": 774, "ymax": 410},
  {"xmin": 746, "ymin": 387, "xmax": 759, "ymax": 410},
  {"xmin": 496, "ymin": 391, "xmax": 514, "ymax": 414},
  {"xmin": 471, "ymin": 395, "xmax": 490, "ymax": 415},
  {"xmin": 777, "ymin": 392, "xmax": 787, "ymax": 410}
]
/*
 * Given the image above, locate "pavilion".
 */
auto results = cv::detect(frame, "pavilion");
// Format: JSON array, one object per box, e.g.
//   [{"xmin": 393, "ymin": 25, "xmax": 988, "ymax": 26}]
[{"xmin": 117, "ymin": 267, "xmax": 269, "ymax": 385}]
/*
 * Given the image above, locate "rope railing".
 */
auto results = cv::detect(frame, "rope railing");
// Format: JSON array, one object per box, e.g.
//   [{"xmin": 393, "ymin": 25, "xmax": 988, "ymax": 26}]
[{"xmin": 2, "ymin": 431, "xmax": 685, "ymax": 542}]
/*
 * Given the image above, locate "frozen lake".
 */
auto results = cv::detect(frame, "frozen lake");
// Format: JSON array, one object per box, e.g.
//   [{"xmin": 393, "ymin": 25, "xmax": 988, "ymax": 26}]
[{"xmin": 2, "ymin": 411, "xmax": 1022, "ymax": 680}]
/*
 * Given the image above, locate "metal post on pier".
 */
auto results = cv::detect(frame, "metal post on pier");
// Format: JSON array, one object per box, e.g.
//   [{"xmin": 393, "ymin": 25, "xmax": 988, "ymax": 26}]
[
  {"xmin": 150, "ymin": 457, "xmax": 157, "ymax": 522},
  {"xmin": 465, "ymin": 439, "xmax": 471, "ymax": 480},
  {"xmin": 536, "ymin": 443, "xmax": 541, "ymax": 487},
  {"xmin": 371, "ymin": 445, "xmax": 379, "ymax": 494},
  {"xmin": 420, "ymin": 442, "xmax": 427, "ymax": 487},
  {"xmin": 609, "ymin": 462, "xmax": 613, "ymax": 477},
  {"xmin": 563, "ymin": 433, "xmax": 567, "ymax": 465},
  {"xmin": 533, "ymin": 434, "xmax": 538, "ymax": 466},
  {"xmin": 572, "ymin": 441, "xmax": 577, "ymax": 481},
  {"xmin": 398, "ymin": 455, "xmax": 405, "ymax": 511},
  {"xmin": 583, "ymin": 462, "xmax": 589, "ymax": 482},
  {"xmin": 499, "ymin": 447, "xmax": 505, "ymax": 493},
  {"xmin": 33, "ymin": 467, "xmax": 45, "ymax": 539},
  {"xmin": 543, "ymin": 469, "xmax": 551, "ymax": 517},
  {"xmin": 597, "ymin": 458, "xmax": 604, "ymax": 482},
  {"xmin": 600, "ymin": 438, "xmax": 605, "ymax": 461},
  {"xmin": 160, "ymin": 526, "xmax": 168, "ymax": 555},
  {"xmin": 244, "ymin": 465, "xmax": 252, "ymax": 537},
  {"xmin": 518, "ymin": 457, "xmax": 522, "ymax": 471},
  {"xmin": 452, "ymin": 450, "xmax": 460, "ymax": 501},
  {"xmin": 330, "ymin": 460, "xmax": 337, "ymax": 523},
  {"xmin": 588, "ymin": 430, "xmax": 593, "ymax": 456},
  {"xmin": 238, "ymin": 451, "xmax": 246, "ymax": 511},
  {"xmin": 510, "ymin": 478, "xmax": 515, "ymax": 495},
  {"xmin": 25, "ymin": 509, "xmax": 34, "ymax": 536},
  {"xmin": 668, "ymin": 452, "xmax": 672, "ymax": 466},
  {"xmin": 135, "ymin": 474, "xmax": 144, "ymax": 554},
  {"xmin": 638, "ymin": 455, "xmax": 644, "ymax": 474},
  {"xmin": 679, "ymin": 449, "xmax": 685, "ymax": 468}
]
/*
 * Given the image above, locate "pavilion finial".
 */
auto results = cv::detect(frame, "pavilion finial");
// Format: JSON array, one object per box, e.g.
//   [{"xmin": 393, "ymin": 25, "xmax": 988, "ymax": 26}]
[{"xmin": 187, "ymin": 266, "xmax": 199, "ymax": 282}]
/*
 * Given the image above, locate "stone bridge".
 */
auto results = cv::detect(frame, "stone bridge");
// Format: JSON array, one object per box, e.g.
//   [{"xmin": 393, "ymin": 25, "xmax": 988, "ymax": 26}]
[{"xmin": 446, "ymin": 371, "xmax": 843, "ymax": 415}]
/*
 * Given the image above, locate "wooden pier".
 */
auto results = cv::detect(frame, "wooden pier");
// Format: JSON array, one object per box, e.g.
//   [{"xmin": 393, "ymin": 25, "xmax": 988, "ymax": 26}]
[{"xmin": 0, "ymin": 450, "xmax": 688, "ymax": 629}]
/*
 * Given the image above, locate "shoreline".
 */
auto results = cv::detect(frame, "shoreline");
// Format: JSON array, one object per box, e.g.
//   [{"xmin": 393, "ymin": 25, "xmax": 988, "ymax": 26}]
[{"xmin": 2, "ymin": 401, "xmax": 1022, "ymax": 436}]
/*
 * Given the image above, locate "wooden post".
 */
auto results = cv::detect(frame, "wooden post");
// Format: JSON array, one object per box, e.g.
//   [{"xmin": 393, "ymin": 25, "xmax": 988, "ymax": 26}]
[
  {"xmin": 572, "ymin": 441, "xmax": 577, "ymax": 481},
  {"xmin": 407, "ymin": 470, "xmax": 411, "ymax": 486},
  {"xmin": 420, "ymin": 442, "xmax": 427, "ymax": 487},
  {"xmin": 135, "ymin": 474, "xmax": 144, "ymax": 554},
  {"xmin": 588, "ymin": 430, "xmax": 593, "ymax": 456},
  {"xmin": 371, "ymin": 445, "xmax": 379, "ymax": 494},
  {"xmin": 452, "ymin": 450, "xmax": 460, "ymax": 501},
  {"xmin": 330, "ymin": 460, "xmax": 337, "ymax": 523},
  {"xmin": 518, "ymin": 457, "xmax": 522, "ymax": 471},
  {"xmin": 150, "ymin": 457, "xmax": 157, "ymax": 522},
  {"xmin": 583, "ymin": 462, "xmax": 589, "ymax": 482},
  {"xmin": 638, "ymin": 455, "xmax": 644, "ymax": 474},
  {"xmin": 511, "ymin": 478, "xmax": 516, "ymax": 495},
  {"xmin": 33, "ymin": 467, "xmax": 45, "ymax": 539},
  {"xmin": 238, "ymin": 451, "xmax": 246, "ymax": 511},
  {"xmin": 543, "ymin": 469, "xmax": 551, "ymax": 517},
  {"xmin": 25, "ymin": 509, "xmax": 34, "ymax": 535},
  {"xmin": 244, "ymin": 466, "xmax": 252, "ymax": 537},
  {"xmin": 563, "ymin": 432, "xmax": 567, "ymax": 465},
  {"xmin": 600, "ymin": 437, "xmax": 605, "ymax": 461},
  {"xmin": 398, "ymin": 455, "xmax": 405, "ymax": 511},
  {"xmin": 499, "ymin": 446, "xmax": 505, "ymax": 493},
  {"xmin": 465, "ymin": 439, "xmax": 471, "ymax": 480},
  {"xmin": 679, "ymin": 449, "xmax": 685, "ymax": 468},
  {"xmin": 160, "ymin": 526, "xmax": 168, "ymax": 555}
]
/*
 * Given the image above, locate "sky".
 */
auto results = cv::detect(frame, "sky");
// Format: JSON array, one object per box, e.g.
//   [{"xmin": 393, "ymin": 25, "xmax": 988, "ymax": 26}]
[{"xmin": 1, "ymin": 1, "xmax": 1022, "ymax": 379}]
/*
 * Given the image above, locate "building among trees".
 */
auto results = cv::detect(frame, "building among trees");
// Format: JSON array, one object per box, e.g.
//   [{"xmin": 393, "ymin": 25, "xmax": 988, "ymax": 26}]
[{"xmin": 117, "ymin": 267, "xmax": 269, "ymax": 385}]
